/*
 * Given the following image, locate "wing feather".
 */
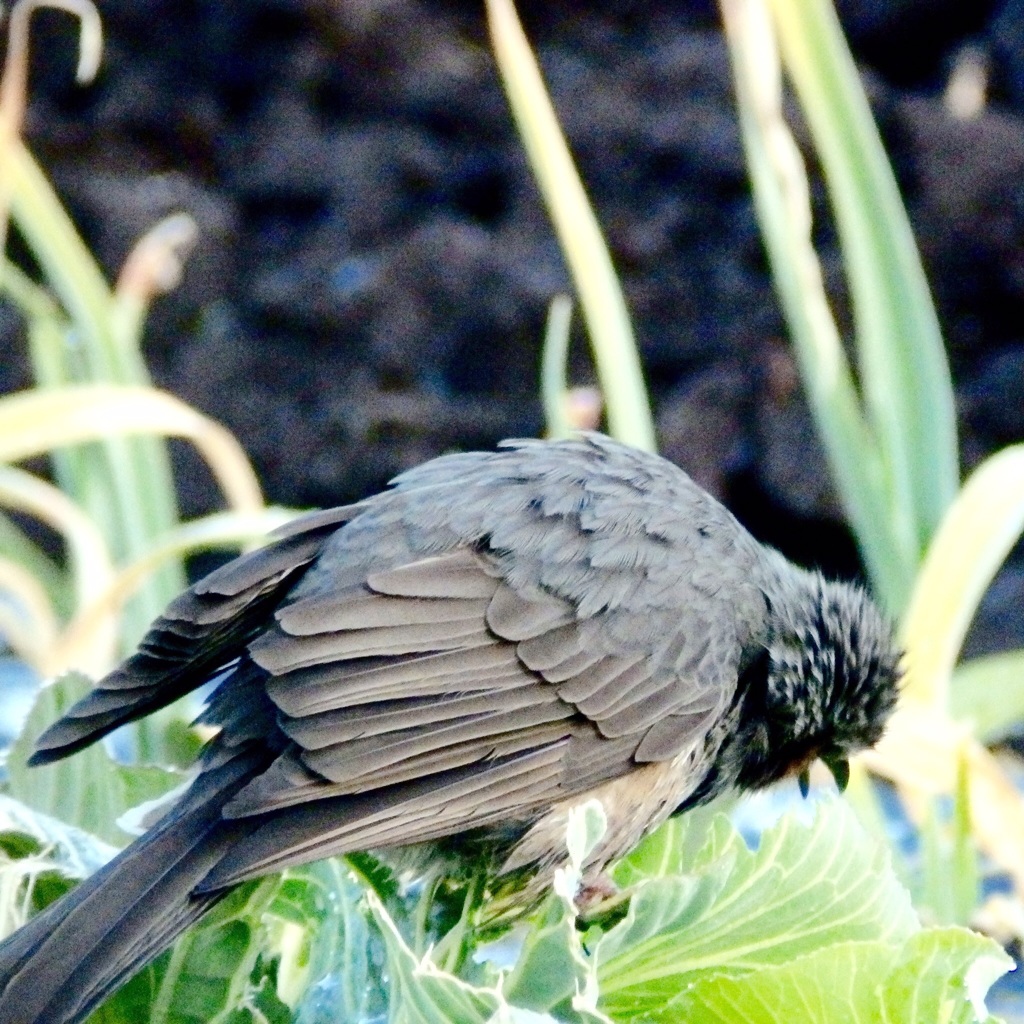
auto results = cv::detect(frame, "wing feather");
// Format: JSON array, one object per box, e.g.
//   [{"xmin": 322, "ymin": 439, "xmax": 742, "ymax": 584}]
[
  {"xmin": 202, "ymin": 748, "xmax": 566, "ymax": 888},
  {"xmin": 266, "ymin": 646, "xmax": 524, "ymax": 716},
  {"xmin": 250, "ymin": 620, "xmax": 492, "ymax": 673},
  {"xmin": 485, "ymin": 583, "xmax": 574, "ymax": 641},
  {"xmin": 366, "ymin": 550, "xmax": 500, "ymax": 599},
  {"xmin": 279, "ymin": 591, "xmax": 493, "ymax": 634},
  {"xmin": 573, "ymin": 661, "xmax": 656, "ymax": 718},
  {"xmin": 279, "ymin": 682, "xmax": 541, "ymax": 748},
  {"xmin": 29, "ymin": 509, "xmax": 351, "ymax": 765},
  {"xmin": 301, "ymin": 697, "xmax": 574, "ymax": 783},
  {"xmin": 553, "ymin": 655, "xmax": 647, "ymax": 703}
]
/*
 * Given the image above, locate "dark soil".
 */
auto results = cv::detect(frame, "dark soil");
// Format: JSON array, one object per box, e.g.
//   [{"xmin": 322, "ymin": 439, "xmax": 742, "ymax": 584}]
[{"xmin": 5, "ymin": 0, "xmax": 1024, "ymax": 653}]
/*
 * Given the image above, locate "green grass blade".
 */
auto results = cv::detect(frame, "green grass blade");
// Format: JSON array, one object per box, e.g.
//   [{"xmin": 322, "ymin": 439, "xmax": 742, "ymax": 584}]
[
  {"xmin": 900, "ymin": 444, "xmax": 1024, "ymax": 707},
  {"xmin": 767, "ymin": 0, "xmax": 959, "ymax": 560},
  {"xmin": 486, "ymin": 0, "xmax": 655, "ymax": 452},
  {"xmin": 720, "ymin": 0, "xmax": 908, "ymax": 610},
  {"xmin": 3, "ymin": 142, "xmax": 184, "ymax": 640}
]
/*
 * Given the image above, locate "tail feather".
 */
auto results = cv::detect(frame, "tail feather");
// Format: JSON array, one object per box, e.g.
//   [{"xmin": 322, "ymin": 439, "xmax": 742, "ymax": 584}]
[{"xmin": 0, "ymin": 752, "xmax": 265, "ymax": 1024}]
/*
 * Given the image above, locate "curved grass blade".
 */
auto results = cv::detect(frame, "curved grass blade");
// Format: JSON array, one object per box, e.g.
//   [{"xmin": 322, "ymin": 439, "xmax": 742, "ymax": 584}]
[{"xmin": 486, "ymin": 0, "xmax": 655, "ymax": 452}]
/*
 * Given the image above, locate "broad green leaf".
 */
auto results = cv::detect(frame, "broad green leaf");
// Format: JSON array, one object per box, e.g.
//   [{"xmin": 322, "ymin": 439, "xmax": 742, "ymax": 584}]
[
  {"xmin": 877, "ymin": 929, "xmax": 1011, "ymax": 1024},
  {"xmin": 501, "ymin": 801, "xmax": 610, "ymax": 1021},
  {"xmin": 505, "ymin": 893, "xmax": 587, "ymax": 1014},
  {"xmin": 611, "ymin": 817, "xmax": 687, "ymax": 888},
  {"xmin": 366, "ymin": 889, "xmax": 500, "ymax": 1024},
  {"xmin": 7, "ymin": 671, "xmax": 181, "ymax": 846},
  {"xmin": 612, "ymin": 801, "xmax": 725, "ymax": 888},
  {"xmin": 596, "ymin": 801, "xmax": 917, "ymax": 1017},
  {"xmin": 665, "ymin": 941, "xmax": 895, "ymax": 1023},
  {"xmin": 272, "ymin": 859, "xmax": 383, "ymax": 1023},
  {"xmin": 667, "ymin": 929, "xmax": 1010, "ymax": 1024}
]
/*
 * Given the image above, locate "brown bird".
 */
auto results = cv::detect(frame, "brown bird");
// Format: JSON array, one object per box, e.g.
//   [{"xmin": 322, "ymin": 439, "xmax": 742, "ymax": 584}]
[{"xmin": 0, "ymin": 433, "xmax": 900, "ymax": 1024}]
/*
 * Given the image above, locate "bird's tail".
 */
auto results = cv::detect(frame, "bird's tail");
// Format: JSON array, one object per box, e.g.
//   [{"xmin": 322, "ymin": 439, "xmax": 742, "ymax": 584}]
[{"xmin": 0, "ymin": 749, "xmax": 265, "ymax": 1024}]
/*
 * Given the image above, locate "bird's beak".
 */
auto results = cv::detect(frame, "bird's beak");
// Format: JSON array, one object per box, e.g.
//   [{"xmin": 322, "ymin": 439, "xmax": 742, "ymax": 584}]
[
  {"xmin": 796, "ymin": 755, "xmax": 850, "ymax": 798},
  {"xmin": 822, "ymin": 753, "xmax": 850, "ymax": 793}
]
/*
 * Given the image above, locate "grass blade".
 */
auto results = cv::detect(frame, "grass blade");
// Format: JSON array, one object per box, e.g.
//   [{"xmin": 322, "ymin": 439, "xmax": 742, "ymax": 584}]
[
  {"xmin": 486, "ymin": 0, "xmax": 655, "ymax": 452},
  {"xmin": 720, "ymin": 0, "xmax": 907, "ymax": 609},
  {"xmin": 900, "ymin": 444, "xmax": 1024, "ymax": 707},
  {"xmin": 768, "ymin": 0, "xmax": 958, "ymax": 561}
]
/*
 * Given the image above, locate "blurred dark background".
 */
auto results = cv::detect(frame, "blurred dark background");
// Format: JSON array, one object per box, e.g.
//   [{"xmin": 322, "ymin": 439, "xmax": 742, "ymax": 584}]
[{"xmin": 4, "ymin": 0, "xmax": 1024, "ymax": 655}]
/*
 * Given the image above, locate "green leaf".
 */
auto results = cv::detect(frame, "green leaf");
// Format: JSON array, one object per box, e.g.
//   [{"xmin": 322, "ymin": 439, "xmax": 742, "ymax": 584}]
[
  {"xmin": 879, "ymin": 929, "xmax": 1012, "ymax": 1024},
  {"xmin": 6, "ymin": 671, "xmax": 182, "ymax": 846},
  {"xmin": 0, "ymin": 507, "xmax": 68, "ymax": 618},
  {"xmin": 273, "ymin": 859, "xmax": 382, "ymax": 1023},
  {"xmin": 596, "ymin": 801, "xmax": 918, "ymax": 1017},
  {"xmin": 900, "ymin": 444, "xmax": 1024, "ymax": 706},
  {"xmin": 6, "ymin": 141, "xmax": 186, "ymax": 645},
  {"xmin": 667, "ymin": 929, "xmax": 1010, "ymax": 1024},
  {"xmin": 505, "ymin": 887, "xmax": 595, "ymax": 1017},
  {"xmin": 343, "ymin": 848, "xmax": 401, "ymax": 904},
  {"xmin": 0, "ymin": 792, "xmax": 117, "ymax": 877},
  {"xmin": 611, "ymin": 817, "xmax": 687, "ymax": 888},
  {"xmin": 565, "ymin": 800, "xmax": 607, "ymax": 873},
  {"xmin": 366, "ymin": 889, "xmax": 500, "ymax": 1024},
  {"xmin": 767, "ymin": 0, "xmax": 959, "ymax": 560},
  {"xmin": 0, "ymin": 792, "xmax": 117, "ymax": 938},
  {"xmin": 721, "ymin": 0, "xmax": 907, "ymax": 610},
  {"xmin": 502, "ymin": 801, "xmax": 610, "ymax": 1021},
  {"xmin": 611, "ymin": 800, "xmax": 726, "ymax": 888}
]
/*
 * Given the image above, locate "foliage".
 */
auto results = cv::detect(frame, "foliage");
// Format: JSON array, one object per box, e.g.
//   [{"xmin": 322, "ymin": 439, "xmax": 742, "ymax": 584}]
[
  {"xmin": 85, "ymin": 800, "xmax": 1014, "ymax": 1023},
  {"xmin": 716, "ymin": 0, "xmax": 1024, "ymax": 936},
  {"xmin": 0, "ymin": 0, "xmax": 291, "ymax": 763}
]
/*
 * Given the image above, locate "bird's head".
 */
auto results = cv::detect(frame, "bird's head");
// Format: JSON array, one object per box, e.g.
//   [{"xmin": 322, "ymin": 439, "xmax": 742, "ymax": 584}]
[{"xmin": 730, "ymin": 569, "xmax": 902, "ymax": 796}]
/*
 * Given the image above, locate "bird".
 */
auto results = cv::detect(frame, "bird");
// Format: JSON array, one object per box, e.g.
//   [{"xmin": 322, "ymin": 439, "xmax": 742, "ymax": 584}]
[{"xmin": 0, "ymin": 433, "xmax": 901, "ymax": 1024}]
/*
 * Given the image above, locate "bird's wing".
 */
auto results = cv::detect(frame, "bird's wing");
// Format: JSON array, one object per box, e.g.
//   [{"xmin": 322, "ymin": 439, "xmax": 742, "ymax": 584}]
[
  {"xmin": 33, "ymin": 435, "xmax": 766, "ymax": 888},
  {"xmin": 201, "ymin": 526, "xmax": 746, "ymax": 887},
  {"xmin": 29, "ymin": 506, "xmax": 360, "ymax": 765}
]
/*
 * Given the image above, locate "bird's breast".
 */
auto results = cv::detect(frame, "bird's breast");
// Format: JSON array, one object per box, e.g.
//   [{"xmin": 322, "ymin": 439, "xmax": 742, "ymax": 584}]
[{"xmin": 499, "ymin": 745, "xmax": 708, "ymax": 878}]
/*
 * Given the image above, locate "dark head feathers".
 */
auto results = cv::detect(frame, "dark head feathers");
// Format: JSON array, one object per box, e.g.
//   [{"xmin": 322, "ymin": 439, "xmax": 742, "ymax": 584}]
[{"xmin": 722, "ymin": 561, "xmax": 901, "ymax": 796}]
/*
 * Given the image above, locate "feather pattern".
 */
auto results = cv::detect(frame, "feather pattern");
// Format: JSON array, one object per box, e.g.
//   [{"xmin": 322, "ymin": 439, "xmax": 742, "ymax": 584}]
[{"xmin": 34, "ymin": 435, "xmax": 769, "ymax": 861}]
